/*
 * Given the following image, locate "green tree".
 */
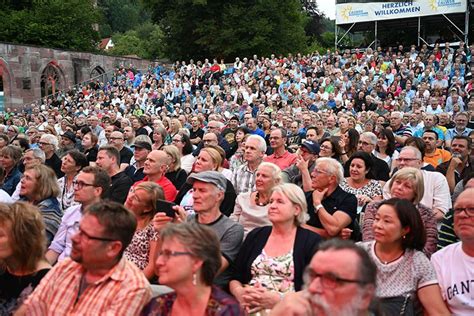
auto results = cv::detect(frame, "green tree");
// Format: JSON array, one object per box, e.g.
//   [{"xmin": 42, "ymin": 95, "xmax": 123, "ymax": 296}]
[
  {"xmin": 97, "ymin": 0, "xmax": 150, "ymax": 35},
  {"xmin": 109, "ymin": 22, "xmax": 164, "ymax": 59},
  {"xmin": 143, "ymin": 0, "xmax": 308, "ymax": 60},
  {"xmin": 0, "ymin": 0, "xmax": 101, "ymax": 51}
]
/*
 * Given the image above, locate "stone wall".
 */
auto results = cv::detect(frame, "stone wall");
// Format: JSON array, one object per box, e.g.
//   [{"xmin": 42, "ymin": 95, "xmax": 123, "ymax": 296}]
[{"xmin": 0, "ymin": 42, "xmax": 157, "ymax": 111}]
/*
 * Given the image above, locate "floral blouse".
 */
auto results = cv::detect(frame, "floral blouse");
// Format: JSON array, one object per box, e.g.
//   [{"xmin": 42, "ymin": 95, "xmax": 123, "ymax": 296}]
[
  {"xmin": 124, "ymin": 222, "xmax": 159, "ymax": 270},
  {"xmin": 249, "ymin": 250, "xmax": 295, "ymax": 294}
]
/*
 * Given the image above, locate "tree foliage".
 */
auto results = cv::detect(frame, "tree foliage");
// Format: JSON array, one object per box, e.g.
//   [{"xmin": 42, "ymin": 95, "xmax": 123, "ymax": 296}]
[
  {"xmin": 109, "ymin": 22, "xmax": 164, "ymax": 59},
  {"xmin": 97, "ymin": 0, "xmax": 150, "ymax": 37},
  {"xmin": 143, "ymin": 0, "xmax": 309, "ymax": 61},
  {"xmin": 0, "ymin": 0, "xmax": 101, "ymax": 51}
]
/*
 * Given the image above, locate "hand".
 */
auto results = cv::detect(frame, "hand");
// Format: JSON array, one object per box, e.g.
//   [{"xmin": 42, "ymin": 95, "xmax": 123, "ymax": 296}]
[
  {"xmin": 338, "ymin": 138, "xmax": 346, "ymax": 149},
  {"xmin": 151, "ymin": 212, "xmax": 173, "ymax": 231},
  {"xmin": 312, "ymin": 187, "xmax": 328, "ymax": 206},
  {"xmin": 339, "ymin": 228, "xmax": 353, "ymax": 240},
  {"xmin": 269, "ymin": 291, "xmax": 312, "ymax": 316},
  {"xmin": 357, "ymin": 194, "xmax": 372, "ymax": 206},
  {"xmin": 296, "ymin": 154, "xmax": 309, "ymax": 171},
  {"xmin": 449, "ymin": 155, "xmax": 462, "ymax": 168},
  {"xmin": 241, "ymin": 285, "xmax": 281, "ymax": 311},
  {"xmin": 173, "ymin": 205, "xmax": 187, "ymax": 223}
]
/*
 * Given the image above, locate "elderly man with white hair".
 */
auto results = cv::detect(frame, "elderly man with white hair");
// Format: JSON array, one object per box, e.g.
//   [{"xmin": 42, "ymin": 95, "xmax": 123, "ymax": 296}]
[
  {"xmin": 305, "ymin": 157, "xmax": 358, "ymax": 239},
  {"xmin": 383, "ymin": 146, "xmax": 451, "ymax": 220},
  {"xmin": 39, "ymin": 133, "xmax": 64, "ymax": 178}
]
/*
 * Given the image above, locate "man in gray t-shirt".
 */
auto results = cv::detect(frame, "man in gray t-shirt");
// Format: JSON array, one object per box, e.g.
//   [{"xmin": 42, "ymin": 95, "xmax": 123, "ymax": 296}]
[{"xmin": 186, "ymin": 171, "xmax": 244, "ymax": 289}]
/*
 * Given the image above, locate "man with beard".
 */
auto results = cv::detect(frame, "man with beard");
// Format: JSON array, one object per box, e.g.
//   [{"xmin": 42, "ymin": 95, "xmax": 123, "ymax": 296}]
[
  {"xmin": 270, "ymin": 239, "xmax": 376, "ymax": 316},
  {"xmin": 16, "ymin": 201, "xmax": 151, "ymax": 315}
]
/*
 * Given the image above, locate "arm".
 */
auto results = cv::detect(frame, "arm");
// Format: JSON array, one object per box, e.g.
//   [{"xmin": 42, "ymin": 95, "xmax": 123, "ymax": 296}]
[
  {"xmin": 431, "ymin": 173, "xmax": 452, "ymax": 220},
  {"xmin": 230, "ymin": 196, "xmax": 243, "ymax": 222},
  {"xmin": 445, "ymin": 158, "xmax": 461, "ymax": 193},
  {"xmin": 142, "ymin": 239, "xmax": 159, "ymax": 280},
  {"xmin": 301, "ymin": 224, "xmax": 330, "ymax": 239},
  {"xmin": 45, "ymin": 250, "xmax": 60, "ymax": 265},
  {"xmin": 317, "ymin": 209, "xmax": 352, "ymax": 237},
  {"xmin": 362, "ymin": 202, "xmax": 377, "ymax": 241},
  {"xmin": 417, "ymin": 284, "xmax": 451, "ymax": 315},
  {"xmin": 301, "ymin": 167, "xmax": 313, "ymax": 192}
]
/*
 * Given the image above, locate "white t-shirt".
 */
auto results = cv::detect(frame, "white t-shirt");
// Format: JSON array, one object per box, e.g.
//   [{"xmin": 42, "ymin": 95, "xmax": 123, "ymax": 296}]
[{"xmin": 431, "ymin": 242, "xmax": 474, "ymax": 315}]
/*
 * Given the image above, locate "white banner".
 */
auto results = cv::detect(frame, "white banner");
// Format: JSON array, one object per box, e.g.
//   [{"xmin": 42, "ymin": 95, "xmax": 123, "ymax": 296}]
[{"xmin": 336, "ymin": 0, "xmax": 467, "ymax": 24}]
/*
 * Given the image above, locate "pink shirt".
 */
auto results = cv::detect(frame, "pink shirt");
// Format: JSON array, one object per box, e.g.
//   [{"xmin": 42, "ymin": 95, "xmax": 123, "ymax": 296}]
[{"xmin": 263, "ymin": 150, "xmax": 297, "ymax": 171}]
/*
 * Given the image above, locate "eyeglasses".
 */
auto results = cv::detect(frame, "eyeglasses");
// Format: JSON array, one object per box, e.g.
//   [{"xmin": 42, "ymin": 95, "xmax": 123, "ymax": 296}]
[
  {"xmin": 73, "ymin": 222, "xmax": 117, "ymax": 242},
  {"xmin": 453, "ymin": 207, "xmax": 474, "ymax": 217},
  {"xmin": 358, "ymin": 141, "xmax": 373, "ymax": 146},
  {"xmin": 157, "ymin": 249, "xmax": 193, "ymax": 260},
  {"xmin": 72, "ymin": 180, "xmax": 97, "ymax": 190},
  {"xmin": 109, "ymin": 137, "xmax": 124, "ymax": 140},
  {"xmin": 38, "ymin": 142, "xmax": 52, "ymax": 146},
  {"xmin": 319, "ymin": 145, "xmax": 332, "ymax": 150},
  {"xmin": 304, "ymin": 269, "xmax": 367, "ymax": 289},
  {"xmin": 172, "ymin": 138, "xmax": 182, "ymax": 143},
  {"xmin": 395, "ymin": 158, "xmax": 419, "ymax": 163},
  {"xmin": 203, "ymin": 139, "xmax": 216, "ymax": 143},
  {"xmin": 312, "ymin": 168, "xmax": 331, "ymax": 175}
]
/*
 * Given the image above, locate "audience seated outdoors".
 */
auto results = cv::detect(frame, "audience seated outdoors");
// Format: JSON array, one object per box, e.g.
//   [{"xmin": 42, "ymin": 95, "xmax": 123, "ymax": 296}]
[{"xmin": 0, "ymin": 41, "xmax": 473, "ymax": 314}]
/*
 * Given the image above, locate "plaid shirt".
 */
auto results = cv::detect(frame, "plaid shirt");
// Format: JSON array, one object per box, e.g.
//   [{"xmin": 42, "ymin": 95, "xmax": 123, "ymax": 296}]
[
  {"xmin": 23, "ymin": 257, "xmax": 151, "ymax": 315},
  {"xmin": 231, "ymin": 162, "xmax": 257, "ymax": 195}
]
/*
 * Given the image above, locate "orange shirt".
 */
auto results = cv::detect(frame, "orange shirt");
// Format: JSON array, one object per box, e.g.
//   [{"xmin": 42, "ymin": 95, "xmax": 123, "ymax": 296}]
[{"xmin": 424, "ymin": 148, "xmax": 452, "ymax": 168}]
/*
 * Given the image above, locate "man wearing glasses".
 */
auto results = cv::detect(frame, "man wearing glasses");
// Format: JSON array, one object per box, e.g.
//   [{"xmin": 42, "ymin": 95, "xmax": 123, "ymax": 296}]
[
  {"xmin": 46, "ymin": 166, "xmax": 110, "ymax": 264},
  {"xmin": 17, "ymin": 201, "xmax": 151, "ymax": 315},
  {"xmin": 39, "ymin": 133, "xmax": 64, "ymax": 178},
  {"xmin": 432, "ymin": 188, "xmax": 474, "ymax": 315},
  {"xmin": 271, "ymin": 239, "xmax": 376, "ymax": 315}
]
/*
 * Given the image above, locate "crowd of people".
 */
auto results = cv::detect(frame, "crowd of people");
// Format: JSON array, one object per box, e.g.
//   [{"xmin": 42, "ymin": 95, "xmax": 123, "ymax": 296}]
[{"xmin": 0, "ymin": 40, "xmax": 474, "ymax": 315}]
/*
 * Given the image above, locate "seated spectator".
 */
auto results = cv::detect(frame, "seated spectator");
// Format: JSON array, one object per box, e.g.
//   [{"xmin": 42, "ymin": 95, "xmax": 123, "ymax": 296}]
[
  {"xmin": 230, "ymin": 162, "xmax": 281, "ymax": 237},
  {"xmin": 0, "ymin": 145, "xmax": 22, "ymax": 196},
  {"xmin": 15, "ymin": 201, "xmax": 151, "ymax": 315},
  {"xmin": 39, "ymin": 133, "xmax": 64, "ymax": 178},
  {"xmin": 305, "ymin": 157, "xmax": 358, "ymax": 239},
  {"xmin": 431, "ymin": 188, "xmax": 474, "ymax": 315},
  {"xmin": 404, "ymin": 136, "xmax": 436, "ymax": 171},
  {"xmin": 126, "ymin": 141, "xmax": 152, "ymax": 182},
  {"xmin": 228, "ymin": 127, "xmax": 249, "ymax": 173},
  {"xmin": 318, "ymin": 138, "xmax": 343, "ymax": 162},
  {"xmin": 171, "ymin": 133, "xmax": 195, "ymax": 174},
  {"xmin": 339, "ymin": 128, "xmax": 360, "ymax": 163},
  {"xmin": 46, "ymin": 166, "xmax": 110, "ymax": 264},
  {"xmin": 163, "ymin": 145, "xmax": 188, "ymax": 190},
  {"xmin": 282, "ymin": 139, "xmax": 319, "ymax": 191},
  {"xmin": 422, "ymin": 130, "xmax": 451, "ymax": 168},
  {"xmin": 341, "ymin": 151, "xmax": 383, "ymax": 210},
  {"xmin": 176, "ymin": 148, "xmax": 236, "ymax": 216},
  {"xmin": 124, "ymin": 182, "xmax": 163, "ymax": 280},
  {"xmin": 359, "ymin": 198, "xmax": 450, "ymax": 315},
  {"xmin": 96, "ymin": 145, "xmax": 133, "ymax": 204},
  {"xmin": 230, "ymin": 183, "xmax": 321, "ymax": 313},
  {"xmin": 81, "ymin": 131, "xmax": 98, "ymax": 165},
  {"xmin": 57, "ymin": 150, "xmax": 88, "ymax": 211},
  {"xmin": 0, "ymin": 202, "xmax": 51, "ymax": 314},
  {"xmin": 11, "ymin": 148, "xmax": 45, "ymax": 201},
  {"xmin": 20, "ymin": 165, "xmax": 62, "ymax": 245},
  {"xmin": 141, "ymin": 222, "xmax": 243, "ymax": 315},
  {"xmin": 271, "ymin": 239, "xmax": 377, "ymax": 316},
  {"xmin": 363, "ymin": 167, "xmax": 438, "ymax": 257},
  {"xmin": 264, "ymin": 127, "xmax": 297, "ymax": 171},
  {"xmin": 374, "ymin": 128, "xmax": 399, "ymax": 170}
]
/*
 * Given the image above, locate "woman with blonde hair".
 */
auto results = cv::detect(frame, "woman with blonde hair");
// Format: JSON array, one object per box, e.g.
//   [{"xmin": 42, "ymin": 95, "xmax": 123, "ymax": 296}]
[
  {"xmin": 124, "ymin": 181, "xmax": 164, "ymax": 280},
  {"xmin": 231, "ymin": 162, "xmax": 282, "ymax": 237},
  {"xmin": 175, "ymin": 147, "xmax": 236, "ymax": 216},
  {"xmin": 163, "ymin": 145, "xmax": 188, "ymax": 190},
  {"xmin": 230, "ymin": 183, "xmax": 321, "ymax": 314},
  {"xmin": 19, "ymin": 165, "xmax": 61, "ymax": 245},
  {"xmin": 169, "ymin": 118, "xmax": 182, "ymax": 141},
  {"xmin": 0, "ymin": 202, "xmax": 51, "ymax": 314},
  {"xmin": 362, "ymin": 167, "xmax": 438, "ymax": 257}
]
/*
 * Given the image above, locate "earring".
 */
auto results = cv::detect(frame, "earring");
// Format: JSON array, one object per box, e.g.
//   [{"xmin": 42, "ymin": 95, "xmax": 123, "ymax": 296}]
[
  {"xmin": 402, "ymin": 235, "xmax": 406, "ymax": 239},
  {"xmin": 192, "ymin": 273, "xmax": 197, "ymax": 286}
]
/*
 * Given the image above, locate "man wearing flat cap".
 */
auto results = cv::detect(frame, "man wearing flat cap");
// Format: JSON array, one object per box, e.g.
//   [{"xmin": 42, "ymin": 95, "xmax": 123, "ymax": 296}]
[
  {"xmin": 282, "ymin": 140, "xmax": 319, "ymax": 189},
  {"xmin": 58, "ymin": 130, "xmax": 77, "ymax": 158},
  {"xmin": 186, "ymin": 171, "xmax": 244, "ymax": 290}
]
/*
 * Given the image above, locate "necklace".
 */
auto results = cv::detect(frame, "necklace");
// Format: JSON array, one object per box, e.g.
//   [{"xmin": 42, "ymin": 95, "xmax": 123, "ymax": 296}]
[{"xmin": 255, "ymin": 192, "xmax": 269, "ymax": 206}]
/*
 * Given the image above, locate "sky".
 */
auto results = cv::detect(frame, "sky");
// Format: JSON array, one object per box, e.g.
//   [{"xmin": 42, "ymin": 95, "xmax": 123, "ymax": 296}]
[{"xmin": 316, "ymin": 0, "xmax": 336, "ymax": 20}]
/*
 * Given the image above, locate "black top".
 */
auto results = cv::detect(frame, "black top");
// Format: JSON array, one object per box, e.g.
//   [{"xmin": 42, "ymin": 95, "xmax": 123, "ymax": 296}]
[
  {"xmin": 436, "ymin": 157, "xmax": 474, "ymax": 186},
  {"xmin": 165, "ymin": 168, "xmax": 188, "ymax": 191},
  {"xmin": 175, "ymin": 179, "xmax": 236, "ymax": 217},
  {"xmin": 231, "ymin": 226, "xmax": 321, "ymax": 291},
  {"xmin": 46, "ymin": 153, "xmax": 64, "ymax": 178},
  {"xmin": 306, "ymin": 186, "xmax": 358, "ymax": 231},
  {"xmin": 84, "ymin": 146, "xmax": 98, "ymax": 163},
  {"xmin": 189, "ymin": 127, "xmax": 204, "ymax": 142},
  {"xmin": 108, "ymin": 171, "xmax": 133, "ymax": 204},
  {"xmin": 119, "ymin": 146, "xmax": 133, "ymax": 165},
  {"xmin": 0, "ymin": 268, "xmax": 50, "ymax": 314},
  {"xmin": 124, "ymin": 165, "xmax": 145, "ymax": 182}
]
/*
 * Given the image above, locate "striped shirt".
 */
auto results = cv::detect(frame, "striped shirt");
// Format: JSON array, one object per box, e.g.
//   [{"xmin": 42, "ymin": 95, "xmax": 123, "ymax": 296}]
[
  {"xmin": 23, "ymin": 257, "xmax": 151, "ymax": 315},
  {"xmin": 231, "ymin": 162, "xmax": 257, "ymax": 195}
]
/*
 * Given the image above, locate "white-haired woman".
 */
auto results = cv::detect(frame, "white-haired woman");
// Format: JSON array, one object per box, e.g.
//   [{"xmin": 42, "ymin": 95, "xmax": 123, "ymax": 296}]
[
  {"xmin": 229, "ymin": 183, "xmax": 322, "ymax": 314},
  {"xmin": 230, "ymin": 162, "xmax": 281, "ymax": 237}
]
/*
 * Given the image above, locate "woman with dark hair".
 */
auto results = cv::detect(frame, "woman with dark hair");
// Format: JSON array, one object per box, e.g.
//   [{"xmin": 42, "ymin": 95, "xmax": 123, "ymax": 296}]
[
  {"xmin": 341, "ymin": 151, "xmax": 383, "ymax": 207},
  {"xmin": 141, "ymin": 222, "xmax": 242, "ymax": 315},
  {"xmin": 0, "ymin": 202, "xmax": 51, "ymax": 314},
  {"xmin": 57, "ymin": 150, "xmax": 88, "ymax": 211},
  {"xmin": 0, "ymin": 145, "xmax": 22, "ymax": 196},
  {"xmin": 81, "ymin": 131, "xmax": 99, "ymax": 165},
  {"xmin": 339, "ymin": 128, "xmax": 359, "ymax": 163},
  {"xmin": 229, "ymin": 127, "xmax": 249, "ymax": 172},
  {"xmin": 359, "ymin": 198, "xmax": 450, "ymax": 315},
  {"xmin": 375, "ymin": 128, "xmax": 398, "ymax": 170},
  {"xmin": 318, "ymin": 138, "xmax": 343, "ymax": 162},
  {"xmin": 11, "ymin": 137, "xmax": 30, "ymax": 153},
  {"xmin": 171, "ymin": 133, "xmax": 195, "ymax": 174},
  {"xmin": 20, "ymin": 165, "xmax": 61, "ymax": 245}
]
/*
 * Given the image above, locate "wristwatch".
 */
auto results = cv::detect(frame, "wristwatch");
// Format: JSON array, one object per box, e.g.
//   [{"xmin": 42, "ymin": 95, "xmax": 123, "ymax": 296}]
[{"xmin": 314, "ymin": 204, "xmax": 324, "ymax": 214}]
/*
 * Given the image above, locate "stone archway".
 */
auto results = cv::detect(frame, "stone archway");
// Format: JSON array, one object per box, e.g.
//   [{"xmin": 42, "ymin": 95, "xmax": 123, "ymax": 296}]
[
  {"xmin": 40, "ymin": 62, "xmax": 65, "ymax": 98},
  {"xmin": 90, "ymin": 65, "xmax": 107, "ymax": 83}
]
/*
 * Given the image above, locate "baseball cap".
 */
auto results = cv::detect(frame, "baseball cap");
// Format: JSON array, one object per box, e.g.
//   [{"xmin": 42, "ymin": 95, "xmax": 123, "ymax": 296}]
[
  {"xmin": 301, "ymin": 140, "xmax": 320, "ymax": 155},
  {"xmin": 132, "ymin": 141, "xmax": 152, "ymax": 151},
  {"xmin": 187, "ymin": 171, "xmax": 227, "ymax": 191}
]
